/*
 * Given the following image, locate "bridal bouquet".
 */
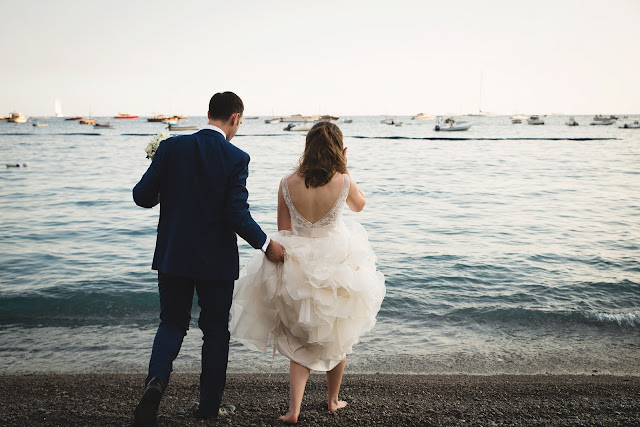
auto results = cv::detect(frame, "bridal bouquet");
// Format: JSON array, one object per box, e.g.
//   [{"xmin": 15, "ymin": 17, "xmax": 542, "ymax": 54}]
[{"xmin": 145, "ymin": 133, "xmax": 170, "ymax": 160}]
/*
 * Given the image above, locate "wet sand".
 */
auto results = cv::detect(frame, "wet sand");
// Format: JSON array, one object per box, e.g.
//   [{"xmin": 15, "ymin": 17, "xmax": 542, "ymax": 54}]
[{"xmin": 1, "ymin": 373, "xmax": 639, "ymax": 426}]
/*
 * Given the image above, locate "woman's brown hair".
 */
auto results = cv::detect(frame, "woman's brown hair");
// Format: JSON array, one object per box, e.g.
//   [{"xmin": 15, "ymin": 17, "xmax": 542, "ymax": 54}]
[{"xmin": 298, "ymin": 121, "xmax": 347, "ymax": 188}]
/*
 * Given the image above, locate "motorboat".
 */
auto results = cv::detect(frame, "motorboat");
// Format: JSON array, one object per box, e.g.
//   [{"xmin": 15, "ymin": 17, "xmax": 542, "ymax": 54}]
[
  {"xmin": 94, "ymin": 122, "xmax": 113, "ymax": 128},
  {"xmin": 147, "ymin": 114, "xmax": 170, "ymax": 122},
  {"xmin": 114, "ymin": 113, "xmax": 139, "ymax": 119},
  {"xmin": 394, "ymin": 121, "xmax": 405, "ymax": 127},
  {"xmin": 65, "ymin": 116, "xmax": 82, "ymax": 121},
  {"xmin": 32, "ymin": 122, "xmax": 49, "ymax": 127},
  {"xmin": 7, "ymin": 112, "xmax": 28, "ymax": 123},
  {"xmin": 590, "ymin": 118, "xmax": 616, "ymax": 126},
  {"xmin": 411, "ymin": 113, "xmax": 434, "ymax": 120},
  {"xmin": 343, "ymin": 119, "xmax": 353, "ymax": 124},
  {"xmin": 527, "ymin": 115, "xmax": 545, "ymax": 125},
  {"xmin": 162, "ymin": 117, "xmax": 179, "ymax": 124},
  {"xmin": 380, "ymin": 118, "xmax": 395, "ymax": 125},
  {"xmin": 265, "ymin": 117, "xmax": 281, "ymax": 124},
  {"xmin": 619, "ymin": 120, "xmax": 640, "ymax": 129},
  {"xmin": 244, "ymin": 116, "xmax": 259, "ymax": 120},
  {"xmin": 168, "ymin": 124, "xmax": 199, "ymax": 131},
  {"xmin": 281, "ymin": 114, "xmax": 320, "ymax": 122},
  {"xmin": 511, "ymin": 118, "xmax": 522, "ymax": 124},
  {"xmin": 283, "ymin": 123, "xmax": 312, "ymax": 132},
  {"xmin": 320, "ymin": 115, "xmax": 339, "ymax": 122},
  {"xmin": 80, "ymin": 113, "xmax": 97, "ymax": 124},
  {"xmin": 566, "ymin": 117, "xmax": 579, "ymax": 126},
  {"xmin": 434, "ymin": 116, "xmax": 471, "ymax": 132},
  {"xmin": 592, "ymin": 114, "xmax": 618, "ymax": 122}
]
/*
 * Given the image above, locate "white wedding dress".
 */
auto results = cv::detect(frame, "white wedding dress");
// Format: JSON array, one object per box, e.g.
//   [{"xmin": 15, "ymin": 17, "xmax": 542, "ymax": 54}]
[{"xmin": 229, "ymin": 173, "xmax": 386, "ymax": 371}]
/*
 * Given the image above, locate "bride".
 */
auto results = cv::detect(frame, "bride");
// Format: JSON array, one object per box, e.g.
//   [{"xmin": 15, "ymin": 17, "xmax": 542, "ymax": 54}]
[{"xmin": 229, "ymin": 121, "xmax": 385, "ymax": 423}]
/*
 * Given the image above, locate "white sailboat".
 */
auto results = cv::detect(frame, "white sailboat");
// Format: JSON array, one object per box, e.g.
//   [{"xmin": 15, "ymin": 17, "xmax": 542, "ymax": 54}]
[{"xmin": 54, "ymin": 99, "xmax": 64, "ymax": 118}]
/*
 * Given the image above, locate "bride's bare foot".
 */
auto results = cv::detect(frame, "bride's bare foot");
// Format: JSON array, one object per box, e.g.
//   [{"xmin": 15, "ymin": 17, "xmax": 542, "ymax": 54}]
[
  {"xmin": 328, "ymin": 399, "xmax": 348, "ymax": 412},
  {"xmin": 279, "ymin": 410, "xmax": 299, "ymax": 424}
]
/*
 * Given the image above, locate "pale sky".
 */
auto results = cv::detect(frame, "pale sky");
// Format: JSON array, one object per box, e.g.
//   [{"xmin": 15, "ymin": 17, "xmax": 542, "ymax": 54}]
[{"xmin": 1, "ymin": 0, "xmax": 639, "ymax": 117}]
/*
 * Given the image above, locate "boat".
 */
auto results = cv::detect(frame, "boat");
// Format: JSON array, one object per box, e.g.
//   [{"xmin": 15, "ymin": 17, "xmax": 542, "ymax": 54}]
[
  {"xmin": 590, "ymin": 118, "xmax": 616, "ymax": 126},
  {"xmin": 162, "ymin": 117, "xmax": 179, "ymax": 124},
  {"xmin": 434, "ymin": 116, "xmax": 471, "ymax": 131},
  {"xmin": 618, "ymin": 120, "xmax": 640, "ymax": 129},
  {"xmin": 7, "ymin": 112, "xmax": 28, "ymax": 123},
  {"xmin": 343, "ymin": 119, "xmax": 353, "ymax": 124},
  {"xmin": 380, "ymin": 118, "xmax": 395, "ymax": 125},
  {"xmin": 511, "ymin": 118, "xmax": 522, "ymax": 124},
  {"xmin": 566, "ymin": 117, "xmax": 579, "ymax": 126},
  {"xmin": 281, "ymin": 114, "xmax": 320, "ymax": 122},
  {"xmin": 32, "ymin": 122, "xmax": 49, "ymax": 127},
  {"xmin": 319, "ymin": 115, "xmax": 339, "ymax": 122},
  {"xmin": 147, "ymin": 114, "xmax": 171, "ymax": 122},
  {"xmin": 283, "ymin": 123, "xmax": 313, "ymax": 132},
  {"xmin": 114, "ymin": 113, "xmax": 138, "ymax": 119},
  {"xmin": 527, "ymin": 115, "xmax": 545, "ymax": 125},
  {"xmin": 94, "ymin": 122, "xmax": 113, "ymax": 128},
  {"xmin": 244, "ymin": 116, "xmax": 259, "ymax": 120},
  {"xmin": 265, "ymin": 118, "xmax": 281, "ymax": 124},
  {"xmin": 592, "ymin": 114, "xmax": 618, "ymax": 122},
  {"xmin": 412, "ymin": 113, "xmax": 435, "ymax": 120},
  {"xmin": 54, "ymin": 99, "xmax": 63, "ymax": 117},
  {"xmin": 394, "ymin": 121, "xmax": 405, "ymax": 127},
  {"xmin": 65, "ymin": 116, "xmax": 82, "ymax": 121},
  {"xmin": 168, "ymin": 124, "xmax": 199, "ymax": 131},
  {"xmin": 79, "ymin": 118, "xmax": 97, "ymax": 125}
]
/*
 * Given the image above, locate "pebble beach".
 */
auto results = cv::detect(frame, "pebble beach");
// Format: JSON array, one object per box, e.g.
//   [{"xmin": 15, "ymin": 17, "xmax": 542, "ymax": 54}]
[{"xmin": 1, "ymin": 373, "xmax": 639, "ymax": 426}]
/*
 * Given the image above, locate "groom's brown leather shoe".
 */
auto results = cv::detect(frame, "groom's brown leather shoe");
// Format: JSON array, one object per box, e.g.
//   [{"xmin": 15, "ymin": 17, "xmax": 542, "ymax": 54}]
[{"xmin": 134, "ymin": 377, "xmax": 164, "ymax": 427}]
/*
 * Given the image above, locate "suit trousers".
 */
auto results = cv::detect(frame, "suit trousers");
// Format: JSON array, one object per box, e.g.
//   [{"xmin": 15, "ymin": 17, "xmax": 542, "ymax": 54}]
[{"xmin": 145, "ymin": 271, "xmax": 234, "ymax": 417}]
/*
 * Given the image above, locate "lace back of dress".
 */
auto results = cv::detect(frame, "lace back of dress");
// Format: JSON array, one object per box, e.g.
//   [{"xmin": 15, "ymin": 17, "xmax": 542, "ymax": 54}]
[{"xmin": 282, "ymin": 174, "xmax": 350, "ymax": 232}]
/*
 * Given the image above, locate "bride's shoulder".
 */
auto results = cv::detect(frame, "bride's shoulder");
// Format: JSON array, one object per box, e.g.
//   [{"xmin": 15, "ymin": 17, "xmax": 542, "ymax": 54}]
[{"xmin": 282, "ymin": 171, "xmax": 301, "ymax": 183}]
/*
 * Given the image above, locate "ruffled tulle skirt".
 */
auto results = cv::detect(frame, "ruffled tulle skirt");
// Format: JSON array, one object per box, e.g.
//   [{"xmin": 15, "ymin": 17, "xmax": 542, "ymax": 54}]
[{"xmin": 229, "ymin": 219, "xmax": 385, "ymax": 371}]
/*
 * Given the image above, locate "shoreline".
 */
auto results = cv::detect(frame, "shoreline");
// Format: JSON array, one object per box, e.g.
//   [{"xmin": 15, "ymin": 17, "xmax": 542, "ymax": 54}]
[{"xmin": 1, "ymin": 373, "xmax": 638, "ymax": 426}]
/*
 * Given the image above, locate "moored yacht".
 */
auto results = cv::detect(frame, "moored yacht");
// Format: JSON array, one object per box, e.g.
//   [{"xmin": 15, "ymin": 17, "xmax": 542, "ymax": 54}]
[
  {"xmin": 7, "ymin": 112, "xmax": 28, "ymax": 123},
  {"xmin": 281, "ymin": 114, "xmax": 320, "ymax": 122},
  {"xmin": 412, "ymin": 113, "xmax": 435, "ymax": 120},
  {"xmin": 434, "ymin": 116, "xmax": 471, "ymax": 131},
  {"xmin": 527, "ymin": 115, "xmax": 545, "ymax": 125},
  {"xmin": 566, "ymin": 117, "xmax": 579, "ymax": 126},
  {"xmin": 618, "ymin": 120, "xmax": 640, "ymax": 129}
]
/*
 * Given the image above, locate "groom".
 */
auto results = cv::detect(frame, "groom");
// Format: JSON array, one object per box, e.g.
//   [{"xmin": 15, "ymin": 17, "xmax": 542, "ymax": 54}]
[{"xmin": 132, "ymin": 91, "xmax": 285, "ymax": 425}]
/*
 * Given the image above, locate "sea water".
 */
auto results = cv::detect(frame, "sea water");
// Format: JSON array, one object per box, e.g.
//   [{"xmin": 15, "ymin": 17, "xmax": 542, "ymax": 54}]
[{"xmin": 0, "ymin": 115, "xmax": 638, "ymax": 375}]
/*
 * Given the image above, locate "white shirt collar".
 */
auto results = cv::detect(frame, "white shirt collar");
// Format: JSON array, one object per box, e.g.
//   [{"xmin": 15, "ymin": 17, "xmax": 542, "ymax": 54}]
[{"xmin": 201, "ymin": 124, "xmax": 226, "ymax": 140}]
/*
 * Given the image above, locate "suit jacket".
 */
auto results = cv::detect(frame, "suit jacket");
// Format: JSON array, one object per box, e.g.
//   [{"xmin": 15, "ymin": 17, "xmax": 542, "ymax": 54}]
[{"xmin": 133, "ymin": 129, "xmax": 267, "ymax": 281}]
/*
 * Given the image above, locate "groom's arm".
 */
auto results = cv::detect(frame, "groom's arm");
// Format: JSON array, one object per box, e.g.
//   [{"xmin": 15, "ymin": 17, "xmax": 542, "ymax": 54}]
[
  {"xmin": 133, "ymin": 140, "xmax": 166, "ymax": 208},
  {"xmin": 226, "ymin": 154, "xmax": 267, "ymax": 250}
]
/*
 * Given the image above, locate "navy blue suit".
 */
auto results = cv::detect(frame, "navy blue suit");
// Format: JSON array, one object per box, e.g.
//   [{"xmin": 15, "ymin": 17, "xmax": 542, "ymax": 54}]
[
  {"xmin": 133, "ymin": 128, "xmax": 266, "ymax": 416},
  {"xmin": 134, "ymin": 128, "xmax": 267, "ymax": 280}
]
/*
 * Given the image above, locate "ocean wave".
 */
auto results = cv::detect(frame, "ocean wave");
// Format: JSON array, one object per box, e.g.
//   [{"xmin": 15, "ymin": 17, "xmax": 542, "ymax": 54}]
[
  {"xmin": 446, "ymin": 307, "xmax": 640, "ymax": 328},
  {"xmin": 584, "ymin": 311, "xmax": 640, "ymax": 327}
]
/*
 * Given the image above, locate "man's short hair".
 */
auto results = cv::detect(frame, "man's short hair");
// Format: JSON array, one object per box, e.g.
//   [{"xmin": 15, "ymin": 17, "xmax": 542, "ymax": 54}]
[{"xmin": 208, "ymin": 92, "xmax": 244, "ymax": 121}]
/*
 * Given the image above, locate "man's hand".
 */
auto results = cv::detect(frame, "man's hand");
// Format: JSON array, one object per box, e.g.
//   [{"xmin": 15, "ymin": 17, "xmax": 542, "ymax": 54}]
[{"xmin": 265, "ymin": 240, "xmax": 285, "ymax": 263}]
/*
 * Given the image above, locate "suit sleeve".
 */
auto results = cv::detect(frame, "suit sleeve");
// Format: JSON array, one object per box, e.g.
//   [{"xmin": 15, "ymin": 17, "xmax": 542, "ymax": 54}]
[
  {"xmin": 133, "ymin": 139, "xmax": 166, "ymax": 208},
  {"xmin": 227, "ymin": 154, "xmax": 267, "ymax": 249}
]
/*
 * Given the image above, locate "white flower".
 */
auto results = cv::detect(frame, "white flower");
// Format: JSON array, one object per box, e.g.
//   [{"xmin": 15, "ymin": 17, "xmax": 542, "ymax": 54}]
[{"xmin": 145, "ymin": 133, "xmax": 169, "ymax": 159}]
